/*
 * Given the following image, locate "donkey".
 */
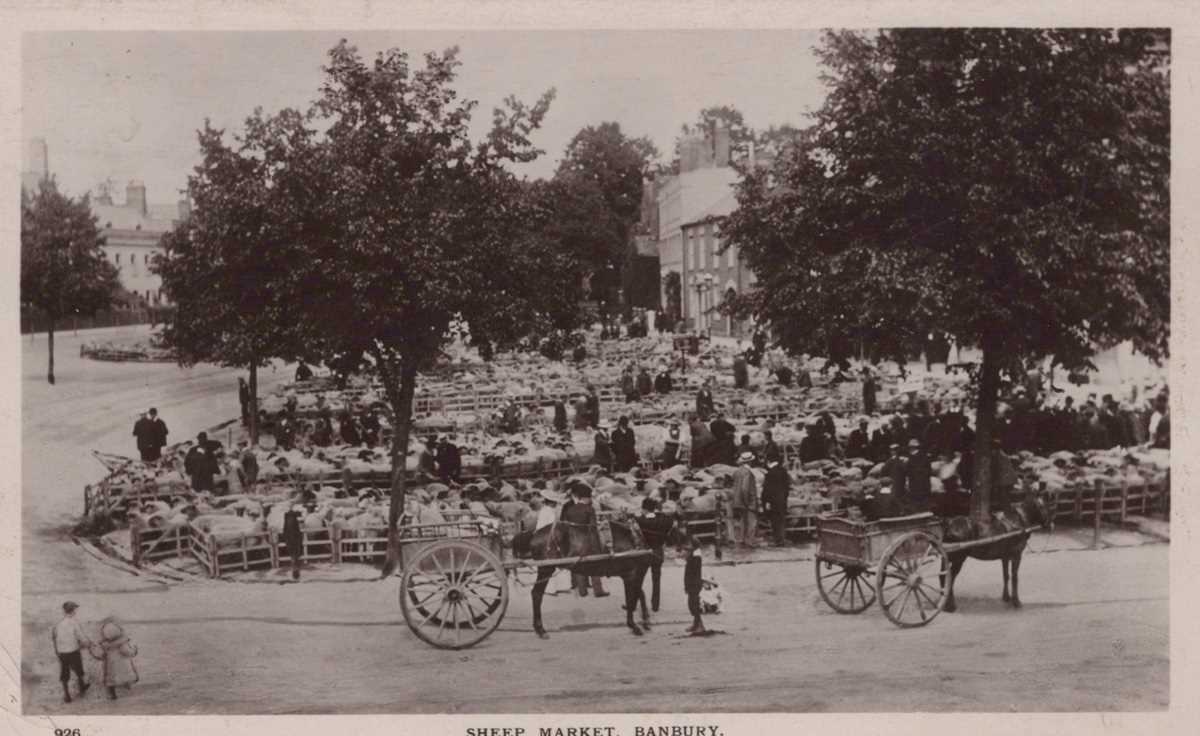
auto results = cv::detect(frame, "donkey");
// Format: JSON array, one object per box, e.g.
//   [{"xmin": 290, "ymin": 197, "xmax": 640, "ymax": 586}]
[
  {"xmin": 942, "ymin": 490, "xmax": 1055, "ymax": 612},
  {"xmin": 514, "ymin": 511, "xmax": 682, "ymax": 639}
]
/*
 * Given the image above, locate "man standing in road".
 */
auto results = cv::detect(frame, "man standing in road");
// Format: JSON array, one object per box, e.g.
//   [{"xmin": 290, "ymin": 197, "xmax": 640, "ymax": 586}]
[
  {"xmin": 761, "ymin": 458, "xmax": 790, "ymax": 546},
  {"xmin": 132, "ymin": 410, "xmax": 155, "ymax": 461},
  {"xmin": 637, "ymin": 498, "xmax": 675, "ymax": 612},
  {"xmin": 52, "ymin": 601, "xmax": 91, "ymax": 703},
  {"xmin": 148, "ymin": 408, "xmax": 168, "ymax": 460},
  {"xmin": 133, "ymin": 408, "xmax": 168, "ymax": 461}
]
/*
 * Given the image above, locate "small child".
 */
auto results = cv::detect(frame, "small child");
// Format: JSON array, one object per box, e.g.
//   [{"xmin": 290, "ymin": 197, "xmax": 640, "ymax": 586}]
[
  {"xmin": 682, "ymin": 535, "xmax": 705, "ymax": 634},
  {"xmin": 90, "ymin": 619, "xmax": 139, "ymax": 700}
]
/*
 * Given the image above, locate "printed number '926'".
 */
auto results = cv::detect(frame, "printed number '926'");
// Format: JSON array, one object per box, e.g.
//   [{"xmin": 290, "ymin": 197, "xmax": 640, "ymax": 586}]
[{"xmin": 55, "ymin": 729, "xmax": 81, "ymax": 736}]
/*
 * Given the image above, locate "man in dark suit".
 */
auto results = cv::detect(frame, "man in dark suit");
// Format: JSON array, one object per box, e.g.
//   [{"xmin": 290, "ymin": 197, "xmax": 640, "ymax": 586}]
[
  {"xmin": 184, "ymin": 432, "xmax": 220, "ymax": 492},
  {"xmin": 133, "ymin": 410, "xmax": 156, "ymax": 461},
  {"xmin": 654, "ymin": 368, "xmax": 673, "ymax": 394},
  {"xmin": 904, "ymin": 439, "xmax": 933, "ymax": 512},
  {"xmin": 562, "ymin": 483, "xmax": 607, "ymax": 597},
  {"xmin": 846, "ymin": 418, "xmax": 870, "ymax": 459},
  {"xmin": 436, "ymin": 436, "xmax": 462, "ymax": 483},
  {"xmin": 798, "ymin": 423, "xmax": 830, "ymax": 464},
  {"xmin": 637, "ymin": 498, "xmax": 675, "ymax": 611},
  {"xmin": 611, "ymin": 416, "xmax": 638, "ymax": 472},
  {"xmin": 709, "ymin": 412, "xmax": 736, "ymax": 466},
  {"xmin": 761, "ymin": 459, "xmax": 791, "ymax": 546}
]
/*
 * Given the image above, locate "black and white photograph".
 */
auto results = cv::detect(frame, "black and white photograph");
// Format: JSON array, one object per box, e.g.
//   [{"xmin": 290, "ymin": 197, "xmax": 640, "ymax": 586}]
[{"xmin": 5, "ymin": 2, "xmax": 1192, "ymax": 733}]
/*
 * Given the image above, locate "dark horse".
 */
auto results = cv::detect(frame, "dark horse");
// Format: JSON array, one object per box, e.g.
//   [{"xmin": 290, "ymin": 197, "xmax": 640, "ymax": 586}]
[
  {"xmin": 942, "ymin": 490, "xmax": 1055, "ymax": 612},
  {"xmin": 513, "ymin": 511, "xmax": 682, "ymax": 639}
]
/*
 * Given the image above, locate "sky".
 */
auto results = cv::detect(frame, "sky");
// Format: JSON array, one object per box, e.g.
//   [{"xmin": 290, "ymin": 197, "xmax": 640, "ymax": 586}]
[{"xmin": 22, "ymin": 30, "xmax": 829, "ymax": 204}]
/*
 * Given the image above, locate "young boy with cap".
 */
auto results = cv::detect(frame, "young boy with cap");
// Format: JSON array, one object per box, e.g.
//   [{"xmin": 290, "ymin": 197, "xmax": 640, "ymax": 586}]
[{"xmin": 51, "ymin": 601, "xmax": 91, "ymax": 703}]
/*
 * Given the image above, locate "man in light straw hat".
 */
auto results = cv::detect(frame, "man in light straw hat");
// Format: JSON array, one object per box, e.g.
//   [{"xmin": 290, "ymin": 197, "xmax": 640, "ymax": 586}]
[
  {"xmin": 52, "ymin": 601, "xmax": 92, "ymax": 703},
  {"xmin": 730, "ymin": 452, "xmax": 759, "ymax": 547}
]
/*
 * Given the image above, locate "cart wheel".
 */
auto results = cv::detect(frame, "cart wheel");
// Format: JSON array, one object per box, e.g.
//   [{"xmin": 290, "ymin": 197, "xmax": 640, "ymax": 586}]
[
  {"xmin": 400, "ymin": 539, "xmax": 509, "ymax": 649},
  {"xmin": 875, "ymin": 531, "xmax": 948, "ymax": 628},
  {"xmin": 815, "ymin": 558, "xmax": 875, "ymax": 614}
]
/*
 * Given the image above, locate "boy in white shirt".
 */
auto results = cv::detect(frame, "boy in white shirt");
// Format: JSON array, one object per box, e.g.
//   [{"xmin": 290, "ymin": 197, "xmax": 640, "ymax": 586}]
[{"xmin": 51, "ymin": 601, "xmax": 91, "ymax": 703}]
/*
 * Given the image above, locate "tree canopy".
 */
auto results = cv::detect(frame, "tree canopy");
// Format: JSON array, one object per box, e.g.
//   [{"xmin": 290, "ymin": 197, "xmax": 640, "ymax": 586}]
[
  {"xmin": 221, "ymin": 40, "xmax": 577, "ymax": 571},
  {"xmin": 723, "ymin": 28, "xmax": 1169, "ymax": 515},
  {"xmin": 551, "ymin": 122, "xmax": 658, "ymax": 320},
  {"xmin": 21, "ymin": 179, "xmax": 121, "ymax": 384},
  {"xmin": 155, "ymin": 113, "xmax": 320, "ymax": 442}
]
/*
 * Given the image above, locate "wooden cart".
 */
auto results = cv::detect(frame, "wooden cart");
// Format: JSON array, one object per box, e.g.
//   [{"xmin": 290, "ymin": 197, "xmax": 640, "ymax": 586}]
[
  {"xmin": 398, "ymin": 517, "xmax": 654, "ymax": 650},
  {"xmin": 814, "ymin": 511, "xmax": 950, "ymax": 627},
  {"xmin": 814, "ymin": 510, "xmax": 1039, "ymax": 628}
]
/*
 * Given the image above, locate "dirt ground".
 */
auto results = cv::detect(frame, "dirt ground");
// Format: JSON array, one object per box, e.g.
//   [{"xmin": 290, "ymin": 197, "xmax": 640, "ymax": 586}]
[{"xmin": 17, "ymin": 327, "xmax": 1169, "ymax": 714}]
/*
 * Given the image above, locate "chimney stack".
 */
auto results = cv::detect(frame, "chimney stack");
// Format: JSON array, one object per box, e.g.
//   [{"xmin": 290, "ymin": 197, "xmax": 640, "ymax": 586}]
[
  {"xmin": 177, "ymin": 198, "xmax": 192, "ymax": 220},
  {"xmin": 26, "ymin": 138, "xmax": 48, "ymax": 178},
  {"xmin": 713, "ymin": 126, "xmax": 731, "ymax": 167},
  {"xmin": 126, "ymin": 180, "xmax": 147, "ymax": 215},
  {"xmin": 21, "ymin": 138, "xmax": 49, "ymax": 195}
]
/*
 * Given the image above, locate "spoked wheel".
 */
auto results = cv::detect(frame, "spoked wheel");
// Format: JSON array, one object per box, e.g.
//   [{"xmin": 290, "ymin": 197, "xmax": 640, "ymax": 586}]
[
  {"xmin": 875, "ymin": 531, "xmax": 949, "ymax": 628},
  {"xmin": 815, "ymin": 558, "xmax": 876, "ymax": 613},
  {"xmin": 399, "ymin": 539, "xmax": 509, "ymax": 649}
]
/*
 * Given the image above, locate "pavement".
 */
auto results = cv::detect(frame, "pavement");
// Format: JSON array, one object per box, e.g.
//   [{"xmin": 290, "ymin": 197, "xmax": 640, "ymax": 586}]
[{"xmin": 13, "ymin": 326, "xmax": 1172, "ymax": 716}]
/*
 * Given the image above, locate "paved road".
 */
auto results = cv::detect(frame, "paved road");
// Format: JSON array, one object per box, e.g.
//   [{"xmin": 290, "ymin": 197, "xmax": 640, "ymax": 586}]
[{"xmin": 16, "ymin": 329, "xmax": 1169, "ymax": 714}]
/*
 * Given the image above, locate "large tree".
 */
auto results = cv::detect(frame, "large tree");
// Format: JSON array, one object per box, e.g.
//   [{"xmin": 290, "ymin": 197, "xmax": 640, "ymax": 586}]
[
  {"xmin": 265, "ymin": 41, "xmax": 576, "ymax": 574},
  {"xmin": 155, "ymin": 112, "xmax": 318, "ymax": 444},
  {"xmin": 553, "ymin": 122, "xmax": 658, "ymax": 326},
  {"xmin": 21, "ymin": 179, "xmax": 121, "ymax": 384},
  {"xmin": 724, "ymin": 29, "xmax": 1169, "ymax": 519}
]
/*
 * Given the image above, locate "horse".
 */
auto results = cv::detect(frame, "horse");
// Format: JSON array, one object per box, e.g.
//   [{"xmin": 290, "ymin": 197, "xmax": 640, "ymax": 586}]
[
  {"xmin": 513, "ymin": 510, "xmax": 684, "ymax": 639},
  {"xmin": 941, "ymin": 489, "xmax": 1055, "ymax": 612}
]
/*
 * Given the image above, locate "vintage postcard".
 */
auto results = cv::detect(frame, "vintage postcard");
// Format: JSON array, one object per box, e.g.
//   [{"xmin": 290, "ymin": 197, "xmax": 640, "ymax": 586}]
[{"xmin": 1, "ymin": 2, "xmax": 1194, "ymax": 736}]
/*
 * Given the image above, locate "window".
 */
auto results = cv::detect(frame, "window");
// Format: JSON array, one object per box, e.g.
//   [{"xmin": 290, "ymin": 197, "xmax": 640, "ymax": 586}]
[
  {"xmin": 115, "ymin": 253, "xmax": 121, "ymax": 265},
  {"xmin": 144, "ymin": 253, "xmax": 149, "ymax": 265}
]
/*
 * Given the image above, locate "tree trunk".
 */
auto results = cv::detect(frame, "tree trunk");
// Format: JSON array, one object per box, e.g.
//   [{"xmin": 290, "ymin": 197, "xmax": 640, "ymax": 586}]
[
  {"xmin": 379, "ymin": 359, "xmax": 419, "ymax": 578},
  {"xmin": 970, "ymin": 336, "xmax": 1001, "ymax": 522},
  {"xmin": 47, "ymin": 320, "xmax": 56, "ymax": 385},
  {"xmin": 249, "ymin": 361, "xmax": 259, "ymax": 445}
]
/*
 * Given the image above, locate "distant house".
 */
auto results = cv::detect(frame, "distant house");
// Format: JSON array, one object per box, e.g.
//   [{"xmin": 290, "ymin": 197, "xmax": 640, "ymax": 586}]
[
  {"xmin": 91, "ymin": 180, "xmax": 188, "ymax": 306},
  {"xmin": 680, "ymin": 189, "xmax": 755, "ymax": 338},
  {"xmin": 21, "ymin": 137, "xmax": 186, "ymax": 306},
  {"xmin": 655, "ymin": 128, "xmax": 739, "ymax": 328}
]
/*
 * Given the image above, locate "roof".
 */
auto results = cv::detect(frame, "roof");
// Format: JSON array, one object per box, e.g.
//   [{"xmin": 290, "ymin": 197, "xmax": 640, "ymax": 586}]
[
  {"xmin": 94, "ymin": 202, "xmax": 178, "ymax": 234},
  {"xmin": 681, "ymin": 189, "xmax": 737, "ymax": 230}
]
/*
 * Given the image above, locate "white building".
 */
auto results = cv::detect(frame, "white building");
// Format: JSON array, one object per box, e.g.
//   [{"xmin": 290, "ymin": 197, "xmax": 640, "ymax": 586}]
[
  {"xmin": 21, "ymin": 138, "xmax": 186, "ymax": 305},
  {"xmin": 655, "ymin": 130, "xmax": 739, "ymax": 322}
]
